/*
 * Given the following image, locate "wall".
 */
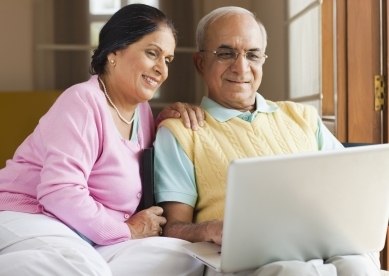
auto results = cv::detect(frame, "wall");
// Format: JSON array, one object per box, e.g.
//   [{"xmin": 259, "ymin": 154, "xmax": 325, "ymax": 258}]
[
  {"xmin": 0, "ymin": 0, "xmax": 34, "ymax": 90},
  {"xmin": 0, "ymin": 0, "xmax": 317, "ymax": 107},
  {"xmin": 254, "ymin": 1, "xmax": 287, "ymax": 102},
  {"xmin": 0, "ymin": 0, "xmax": 288, "ymax": 96}
]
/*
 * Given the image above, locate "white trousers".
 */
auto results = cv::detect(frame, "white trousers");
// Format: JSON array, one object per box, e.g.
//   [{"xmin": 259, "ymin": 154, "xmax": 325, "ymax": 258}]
[
  {"xmin": 0, "ymin": 211, "xmax": 382, "ymax": 276},
  {"xmin": 205, "ymin": 251, "xmax": 381, "ymax": 276},
  {"xmin": 0, "ymin": 211, "xmax": 204, "ymax": 276}
]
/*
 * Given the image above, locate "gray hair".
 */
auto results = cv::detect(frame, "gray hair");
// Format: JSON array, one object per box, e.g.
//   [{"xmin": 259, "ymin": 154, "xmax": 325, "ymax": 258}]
[{"xmin": 196, "ymin": 6, "xmax": 267, "ymax": 52}]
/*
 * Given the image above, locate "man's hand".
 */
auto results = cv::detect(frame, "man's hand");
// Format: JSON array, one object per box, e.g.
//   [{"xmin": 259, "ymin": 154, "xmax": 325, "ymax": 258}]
[
  {"xmin": 205, "ymin": 219, "xmax": 223, "ymax": 245},
  {"xmin": 125, "ymin": 206, "xmax": 167, "ymax": 239},
  {"xmin": 157, "ymin": 102, "xmax": 204, "ymax": 130},
  {"xmin": 160, "ymin": 202, "xmax": 224, "ymax": 245}
]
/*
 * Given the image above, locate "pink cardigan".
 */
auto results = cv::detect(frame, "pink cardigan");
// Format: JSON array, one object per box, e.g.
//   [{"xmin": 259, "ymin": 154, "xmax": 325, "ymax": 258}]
[{"xmin": 0, "ymin": 76, "xmax": 155, "ymax": 245}]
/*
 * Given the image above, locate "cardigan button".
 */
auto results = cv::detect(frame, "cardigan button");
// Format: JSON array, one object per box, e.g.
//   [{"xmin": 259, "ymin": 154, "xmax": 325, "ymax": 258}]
[
  {"xmin": 136, "ymin": 192, "xmax": 142, "ymax": 199},
  {"xmin": 124, "ymin": 213, "xmax": 130, "ymax": 219}
]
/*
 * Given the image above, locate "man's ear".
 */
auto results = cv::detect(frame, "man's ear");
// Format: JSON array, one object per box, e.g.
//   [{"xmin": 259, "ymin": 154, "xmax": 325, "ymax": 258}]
[{"xmin": 193, "ymin": 52, "xmax": 205, "ymax": 77}]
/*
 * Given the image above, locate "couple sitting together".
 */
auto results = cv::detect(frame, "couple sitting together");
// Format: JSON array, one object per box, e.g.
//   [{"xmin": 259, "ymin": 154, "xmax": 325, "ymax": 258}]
[{"xmin": 0, "ymin": 3, "xmax": 380, "ymax": 276}]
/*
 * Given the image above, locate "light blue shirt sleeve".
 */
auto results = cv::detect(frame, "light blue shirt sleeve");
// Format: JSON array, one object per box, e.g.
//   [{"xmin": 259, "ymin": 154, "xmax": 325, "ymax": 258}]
[
  {"xmin": 154, "ymin": 114, "xmax": 344, "ymax": 206},
  {"xmin": 154, "ymin": 126, "xmax": 198, "ymax": 207},
  {"xmin": 316, "ymin": 116, "xmax": 344, "ymax": 150}
]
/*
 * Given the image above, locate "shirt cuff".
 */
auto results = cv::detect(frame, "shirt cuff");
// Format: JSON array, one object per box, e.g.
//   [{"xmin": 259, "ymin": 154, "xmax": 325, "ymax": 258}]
[{"xmin": 155, "ymin": 191, "xmax": 197, "ymax": 207}]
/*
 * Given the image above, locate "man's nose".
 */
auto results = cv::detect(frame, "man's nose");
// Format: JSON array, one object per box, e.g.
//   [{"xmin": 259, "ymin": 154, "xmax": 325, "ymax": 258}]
[{"xmin": 230, "ymin": 53, "xmax": 250, "ymax": 73}]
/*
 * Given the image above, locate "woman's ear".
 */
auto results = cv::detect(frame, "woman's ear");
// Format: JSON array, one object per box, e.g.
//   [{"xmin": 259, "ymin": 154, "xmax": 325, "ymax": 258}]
[
  {"xmin": 193, "ymin": 52, "xmax": 205, "ymax": 77},
  {"xmin": 107, "ymin": 52, "xmax": 117, "ymax": 66}
]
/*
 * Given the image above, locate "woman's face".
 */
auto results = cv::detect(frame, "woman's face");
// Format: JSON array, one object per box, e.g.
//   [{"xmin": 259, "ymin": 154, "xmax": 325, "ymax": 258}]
[{"xmin": 108, "ymin": 26, "xmax": 176, "ymax": 104}]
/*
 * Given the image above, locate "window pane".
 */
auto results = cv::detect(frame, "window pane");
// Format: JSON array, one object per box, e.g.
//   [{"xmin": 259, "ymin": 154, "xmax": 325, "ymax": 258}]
[
  {"xmin": 90, "ymin": 22, "xmax": 106, "ymax": 46},
  {"xmin": 127, "ymin": 0, "xmax": 159, "ymax": 8},
  {"xmin": 288, "ymin": 1, "xmax": 320, "ymax": 100},
  {"xmin": 90, "ymin": 0, "xmax": 120, "ymax": 15}
]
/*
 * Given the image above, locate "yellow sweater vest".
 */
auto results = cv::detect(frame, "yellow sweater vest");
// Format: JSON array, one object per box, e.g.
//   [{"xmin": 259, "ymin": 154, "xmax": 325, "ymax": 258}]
[{"xmin": 159, "ymin": 101, "xmax": 318, "ymax": 223}]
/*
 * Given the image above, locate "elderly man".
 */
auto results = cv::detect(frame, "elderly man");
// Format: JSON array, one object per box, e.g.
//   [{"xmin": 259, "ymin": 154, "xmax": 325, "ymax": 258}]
[{"xmin": 154, "ymin": 6, "xmax": 381, "ymax": 276}]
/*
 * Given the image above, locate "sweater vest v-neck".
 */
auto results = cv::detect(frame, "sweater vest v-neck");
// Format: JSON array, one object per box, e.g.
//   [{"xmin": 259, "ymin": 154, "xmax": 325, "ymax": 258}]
[{"xmin": 159, "ymin": 101, "xmax": 318, "ymax": 223}]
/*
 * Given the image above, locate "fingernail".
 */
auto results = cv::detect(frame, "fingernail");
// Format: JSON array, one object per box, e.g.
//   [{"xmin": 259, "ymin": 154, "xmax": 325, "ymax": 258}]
[
  {"xmin": 199, "ymin": 121, "xmax": 204, "ymax": 127},
  {"xmin": 192, "ymin": 125, "xmax": 198, "ymax": 131},
  {"xmin": 185, "ymin": 123, "xmax": 190, "ymax": 128}
]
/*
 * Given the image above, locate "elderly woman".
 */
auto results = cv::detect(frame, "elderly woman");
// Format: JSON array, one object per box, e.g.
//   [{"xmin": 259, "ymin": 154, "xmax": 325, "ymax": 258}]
[{"xmin": 0, "ymin": 4, "xmax": 203, "ymax": 276}]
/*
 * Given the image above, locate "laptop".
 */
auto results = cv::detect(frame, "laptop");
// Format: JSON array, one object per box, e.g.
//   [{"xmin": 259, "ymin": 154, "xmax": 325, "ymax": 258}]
[{"xmin": 181, "ymin": 144, "xmax": 389, "ymax": 273}]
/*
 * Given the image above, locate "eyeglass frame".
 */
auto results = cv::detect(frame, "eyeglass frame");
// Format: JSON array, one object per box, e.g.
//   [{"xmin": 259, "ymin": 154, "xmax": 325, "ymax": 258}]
[{"xmin": 199, "ymin": 47, "xmax": 268, "ymax": 65}]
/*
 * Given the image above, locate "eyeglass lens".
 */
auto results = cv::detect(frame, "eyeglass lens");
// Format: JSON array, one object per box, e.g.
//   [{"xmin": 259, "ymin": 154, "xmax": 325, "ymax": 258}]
[{"xmin": 214, "ymin": 48, "xmax": 266, "ymax": 64}]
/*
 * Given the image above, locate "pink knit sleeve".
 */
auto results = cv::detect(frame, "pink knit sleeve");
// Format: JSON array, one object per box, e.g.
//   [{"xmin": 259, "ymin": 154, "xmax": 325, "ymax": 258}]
[{"xmin": 36, "ymin": 87, "xmax": 131, "ymax": 245}]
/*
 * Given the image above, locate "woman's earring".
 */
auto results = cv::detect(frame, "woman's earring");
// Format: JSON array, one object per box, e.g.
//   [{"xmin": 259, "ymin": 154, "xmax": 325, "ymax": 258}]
[{"xmin": 110, "ymin": 60, "xmax": 115, "ymax": 64}]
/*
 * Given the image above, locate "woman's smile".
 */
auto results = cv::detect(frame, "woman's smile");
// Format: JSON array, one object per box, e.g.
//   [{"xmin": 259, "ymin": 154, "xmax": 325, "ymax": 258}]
[{"xmin": 142, "ymin": 74, "xmax": 160, "ymax": 87}]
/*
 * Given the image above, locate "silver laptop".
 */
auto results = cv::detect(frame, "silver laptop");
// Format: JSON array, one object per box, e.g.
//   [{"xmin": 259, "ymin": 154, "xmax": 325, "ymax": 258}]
[{"xmin": 181, "ymin": 144, "xmax": 389, "ymax": 273}]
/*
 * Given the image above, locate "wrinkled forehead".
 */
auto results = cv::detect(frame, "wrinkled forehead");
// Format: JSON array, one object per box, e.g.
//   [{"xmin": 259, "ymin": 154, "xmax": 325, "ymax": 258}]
[{"xmin": 205, "ymin": 14, "xmax": 264, "ymax": 52}]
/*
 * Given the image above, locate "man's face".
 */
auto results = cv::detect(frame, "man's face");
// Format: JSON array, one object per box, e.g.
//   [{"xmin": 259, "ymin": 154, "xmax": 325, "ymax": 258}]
[{"xmin": 194, "ymin": 14, "xmax": 266, "ymax": 112}]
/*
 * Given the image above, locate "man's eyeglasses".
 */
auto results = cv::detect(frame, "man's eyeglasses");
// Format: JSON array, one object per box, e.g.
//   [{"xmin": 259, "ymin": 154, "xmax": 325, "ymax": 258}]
[{"xmin": 200, "ymin": 48, "xmax": 268, "ymax": 65}]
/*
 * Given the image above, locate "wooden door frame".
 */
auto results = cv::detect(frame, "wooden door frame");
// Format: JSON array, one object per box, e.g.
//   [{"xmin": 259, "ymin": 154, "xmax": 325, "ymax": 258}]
[
  {"xmin": 347, "ymin": 0, "xmax": 381, "ymax": 143},
  {"xmin": 322, "ymin": 0, "xmax": 388, "ymax": 269},
  {"xmin": 323, "ymin": 0, "xmax": 383, "ymax": 143}
]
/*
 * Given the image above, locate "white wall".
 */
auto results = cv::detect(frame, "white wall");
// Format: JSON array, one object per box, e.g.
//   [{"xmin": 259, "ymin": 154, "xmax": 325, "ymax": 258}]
[{"xmin": 0, "ymin": 0, "xmax": 34, "ymax": 90}]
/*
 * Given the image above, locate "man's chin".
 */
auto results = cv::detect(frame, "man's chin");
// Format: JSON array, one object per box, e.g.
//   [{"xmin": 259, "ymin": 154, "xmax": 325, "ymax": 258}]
[{"xmin": 225, "ymin": 90, "xmax": 255, "ymax": 100}]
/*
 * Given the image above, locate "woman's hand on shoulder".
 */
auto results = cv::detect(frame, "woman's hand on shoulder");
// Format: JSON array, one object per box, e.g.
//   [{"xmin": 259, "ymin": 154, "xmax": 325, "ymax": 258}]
[
  {"xmin": 126, "ymin": 206, "xmax": 167, "ymax": 239},
  {"xmin": 157, "ymin": 102, "xmax": 204, "ymax": 130}
]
